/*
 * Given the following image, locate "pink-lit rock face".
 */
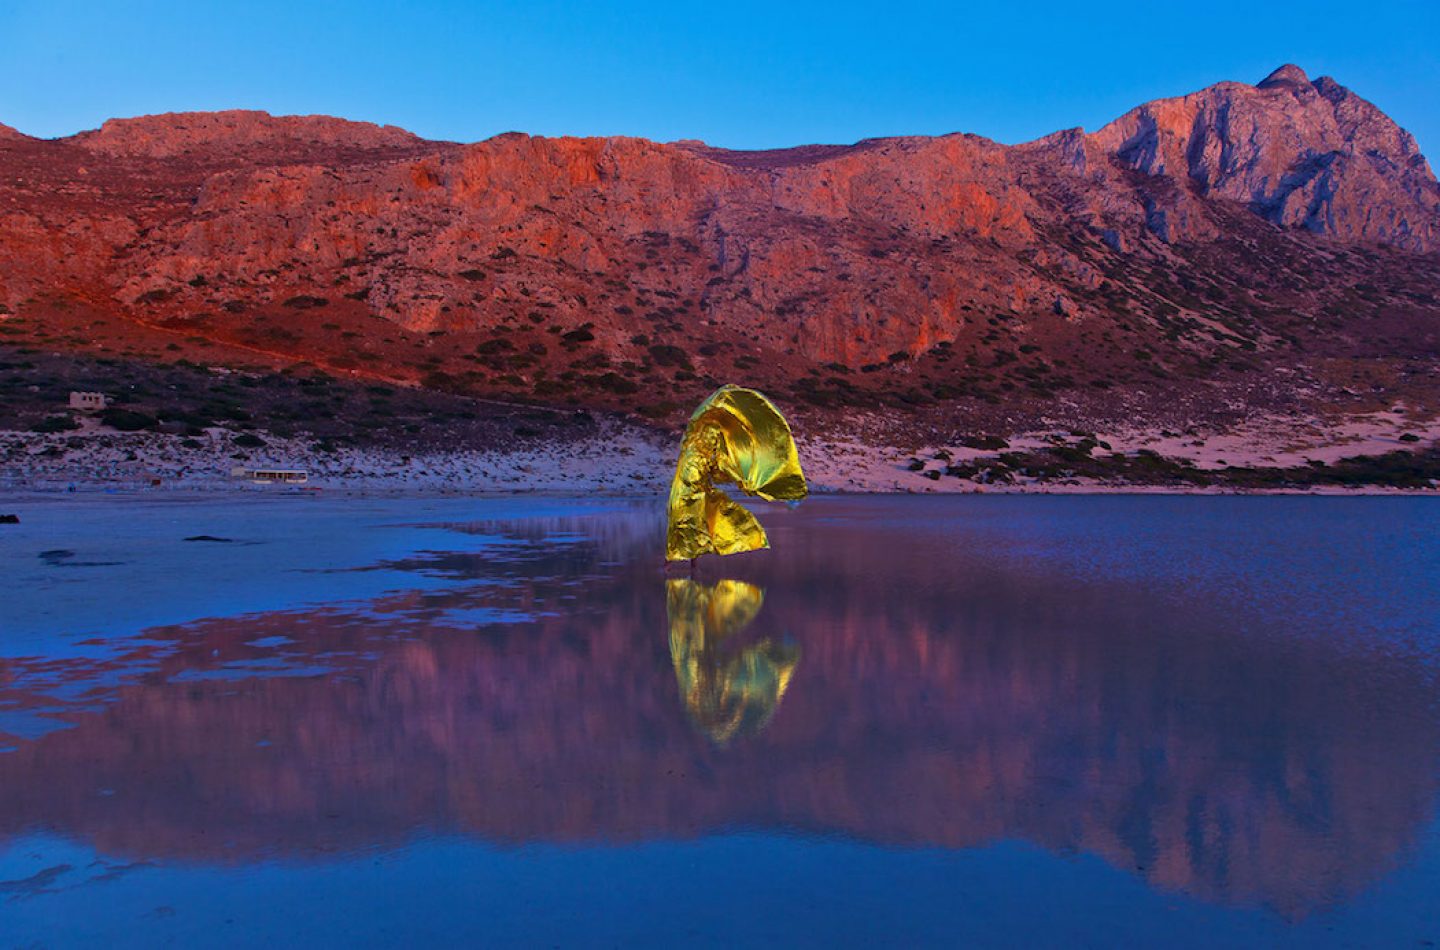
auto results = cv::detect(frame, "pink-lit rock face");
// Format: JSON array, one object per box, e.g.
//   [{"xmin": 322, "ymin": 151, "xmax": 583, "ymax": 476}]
[
  {"xmin": 1, "ymin": 67, "xmax": 1436, "ymax": 396},
  {"xmin": 69, "ymin": 109, "xmax": 426, "ymax": 160},
  {"xmin": 1090, "ymin": 66, "xmax": 1438, "ymax": 249},
  {"xmin": 1, "ymin": 499, "xmax": 1436, "ymax": 920}
]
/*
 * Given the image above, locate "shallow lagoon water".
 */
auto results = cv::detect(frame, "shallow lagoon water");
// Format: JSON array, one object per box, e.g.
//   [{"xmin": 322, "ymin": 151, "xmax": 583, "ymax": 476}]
[{"xmin": 1, "ymin": 494, "xmax": 1438, "ymax": 947}]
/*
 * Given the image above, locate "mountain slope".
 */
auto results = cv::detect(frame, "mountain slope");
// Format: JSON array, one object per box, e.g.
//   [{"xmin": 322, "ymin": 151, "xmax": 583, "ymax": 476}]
[{"xmin": 1, "ymin": 65, "xmax": 1437, "ymax": 440}]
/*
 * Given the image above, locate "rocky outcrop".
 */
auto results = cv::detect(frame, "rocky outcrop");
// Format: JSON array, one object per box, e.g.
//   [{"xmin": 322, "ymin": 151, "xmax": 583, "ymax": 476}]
[
  {"xmin": 68, "ymin": 109, "xmax": 425, "ymax": 160},
  {"xmin": 1090, "ymin": 65, "xmax": 1440, "ymax": 250}
]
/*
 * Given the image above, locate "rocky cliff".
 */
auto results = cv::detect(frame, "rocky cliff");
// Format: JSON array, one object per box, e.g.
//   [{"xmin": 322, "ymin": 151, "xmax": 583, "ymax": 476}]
[
  {"xmin": 2, "ymin": 66, "xmax": 1437, "ymax": 431},
  {"xmin": 1090, "ymin": 65, "xmax": 1438, "ymax": 249}
]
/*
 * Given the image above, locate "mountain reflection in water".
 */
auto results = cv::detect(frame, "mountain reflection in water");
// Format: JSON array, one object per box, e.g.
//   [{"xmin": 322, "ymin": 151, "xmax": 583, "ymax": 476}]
[{"xmin": 0, "ymin": 496, "xmax": 1437, "ymax": 924}]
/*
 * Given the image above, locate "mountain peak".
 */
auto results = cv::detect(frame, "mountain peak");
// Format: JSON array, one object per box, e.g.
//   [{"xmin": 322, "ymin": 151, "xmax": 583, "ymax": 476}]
[
  {"xmin": 1086, "ymin": 64, "xmax": 1437, "ymax": 250},
  {"xmin": 1258, "ymin": 64, "xmax": 1311, "ymax": 88}
]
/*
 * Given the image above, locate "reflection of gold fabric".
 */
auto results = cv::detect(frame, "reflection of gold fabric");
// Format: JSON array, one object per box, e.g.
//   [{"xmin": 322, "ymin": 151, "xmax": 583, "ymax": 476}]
[
  {"xmin": 666, "ymin": 578, "xmax": 799, "ymax": 744},
  {"xmin": 666, "ymin": 385, "xmax": 807, "ymax": 562}
]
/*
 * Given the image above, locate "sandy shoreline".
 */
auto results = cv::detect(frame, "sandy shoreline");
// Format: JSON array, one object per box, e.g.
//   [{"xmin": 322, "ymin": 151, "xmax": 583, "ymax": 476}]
[{"xmin": 2, "ymin": 420, "xmax": 1437, "ymax": 498}]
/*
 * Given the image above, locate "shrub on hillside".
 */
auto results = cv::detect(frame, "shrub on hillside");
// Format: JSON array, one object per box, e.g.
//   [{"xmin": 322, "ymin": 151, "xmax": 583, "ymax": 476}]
[
  {"xmin": 31, "ymin": 415, "xmax": 79, "ymax": 433},
  {"xmin": 648, "ymin": 344, "xmax": 691, "ymax": 368},
  {"xmin": 282, "ymin": 295, "xmax": 328, "ymax": 309},
  {"xmin": 101, "ymin": 408, "xmax": 157, "ymax": 432}
]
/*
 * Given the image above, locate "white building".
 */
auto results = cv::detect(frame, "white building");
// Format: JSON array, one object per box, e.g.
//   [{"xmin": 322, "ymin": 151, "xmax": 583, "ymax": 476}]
[{"xmin": 68, "ymin": 391, "xmax": 109, "ymax": 412}]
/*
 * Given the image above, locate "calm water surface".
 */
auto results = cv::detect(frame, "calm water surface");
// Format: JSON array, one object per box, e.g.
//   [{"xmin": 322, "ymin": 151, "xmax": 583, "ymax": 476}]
[{"xmin": 0, "ymin": 494, "xmax": 1438, "ymax": 947}]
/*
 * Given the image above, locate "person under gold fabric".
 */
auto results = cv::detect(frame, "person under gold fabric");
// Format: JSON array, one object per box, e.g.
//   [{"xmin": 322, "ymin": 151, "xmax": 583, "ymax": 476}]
[
  {"xmin": 666, "ymin": 578, "xmax": 799, "ymax": 744},
  {"xmin": 665, "ymin": 385, "xmax": 807, "ymax": 563}
]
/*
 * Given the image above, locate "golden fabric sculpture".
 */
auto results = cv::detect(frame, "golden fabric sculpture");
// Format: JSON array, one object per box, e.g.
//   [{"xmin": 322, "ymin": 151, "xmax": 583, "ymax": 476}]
[
  {"xmin": 665, "ymin": 385, "xmax": 807, "ymax": 562},
  {"xmin": 666, "ymin": 578, "xmax": 799, "ymax": 744}
]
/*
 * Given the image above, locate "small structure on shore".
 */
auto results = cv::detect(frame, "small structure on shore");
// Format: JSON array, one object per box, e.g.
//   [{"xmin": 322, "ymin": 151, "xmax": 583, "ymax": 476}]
[
  {"xmin": 68, "ymin": 391, "xmax": 109, "ymax": 412},
  {"xmin": 230, "ymin": 467, "xmax": 309, "ymax": 485}
]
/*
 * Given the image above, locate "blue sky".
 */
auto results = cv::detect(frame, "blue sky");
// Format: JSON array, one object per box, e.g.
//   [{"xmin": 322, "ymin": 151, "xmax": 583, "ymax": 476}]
[{"xmin": 2, "ymin": 0, "xmax": 1436, "ymax": 157}]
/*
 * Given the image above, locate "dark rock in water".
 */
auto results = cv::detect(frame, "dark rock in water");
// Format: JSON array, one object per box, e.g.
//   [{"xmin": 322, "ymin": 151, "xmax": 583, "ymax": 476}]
[
  {"xmin": 0, "ymin": 514, "xmax": 17, "ymax": 524},
  {"xmin": 38, "ymin": 548, "xmax": 122, "ymax": 567},
  {"xmin": 184, "ymin": 535, "xmax": 235, "ymax": 543}
]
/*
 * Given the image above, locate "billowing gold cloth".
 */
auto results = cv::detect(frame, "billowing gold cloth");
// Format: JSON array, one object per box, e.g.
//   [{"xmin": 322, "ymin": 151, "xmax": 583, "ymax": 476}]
[
  {"xmin": 666, "ymin": 578, "xmax": 799, "ymax": 744},
  {"xmin": 665, "ymin": 385, "xmax": 807, "ymax": 561}
]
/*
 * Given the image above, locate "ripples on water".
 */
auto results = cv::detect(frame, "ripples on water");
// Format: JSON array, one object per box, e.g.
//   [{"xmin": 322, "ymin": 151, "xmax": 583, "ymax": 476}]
[{"xmin": 0, "ymin": 495, "xmax": 1437, "ymax": 946}]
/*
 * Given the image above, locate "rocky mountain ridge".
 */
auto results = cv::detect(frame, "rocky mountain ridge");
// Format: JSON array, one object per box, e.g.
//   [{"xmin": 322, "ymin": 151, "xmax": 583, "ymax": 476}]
[{"xmin": 1, "ymin": 65, "xmax": 1436, "ymax": 437}]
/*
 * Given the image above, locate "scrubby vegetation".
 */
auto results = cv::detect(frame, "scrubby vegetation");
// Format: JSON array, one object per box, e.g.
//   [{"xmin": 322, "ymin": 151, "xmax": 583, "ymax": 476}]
[
  {"xmin": 0, "ymin": 345, "xmax": 600, "ymax": 451},
  {"xmin": 923, "ymin": 443, "xmax": 1440, "ymax": 490}
]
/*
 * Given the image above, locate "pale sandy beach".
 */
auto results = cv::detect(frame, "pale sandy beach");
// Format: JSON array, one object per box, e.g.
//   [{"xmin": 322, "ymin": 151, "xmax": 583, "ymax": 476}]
[{"xmin": 4, "ymin": 403, "xmax": 1438, "ymax": 496}]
